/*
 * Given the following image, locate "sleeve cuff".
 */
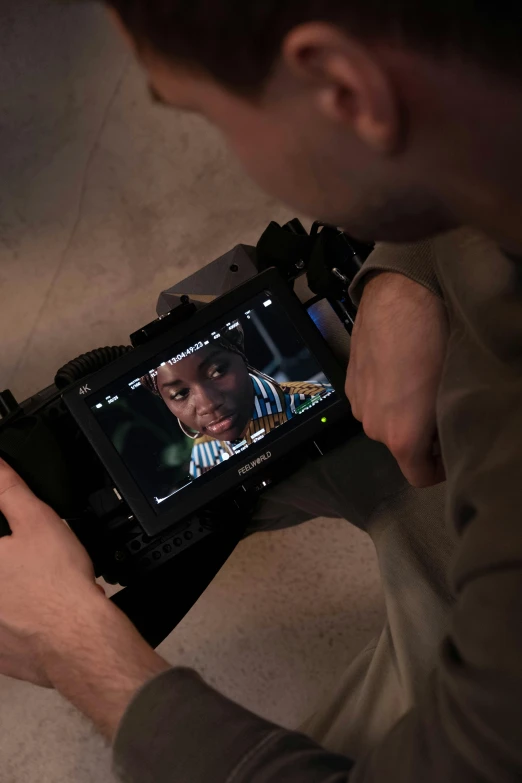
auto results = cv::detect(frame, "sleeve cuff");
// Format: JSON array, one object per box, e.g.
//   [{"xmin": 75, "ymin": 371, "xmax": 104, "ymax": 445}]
[
  {"xmin": 349, "ymin": 240, "xmax": 442, "ymax": 306},
  {"xmin": 113, "ymin": 667, "xmax": 354, "ymax": 783},
  {"xmin": 113, "ymin": 668, "xmax": 283, "ymax": 783}
]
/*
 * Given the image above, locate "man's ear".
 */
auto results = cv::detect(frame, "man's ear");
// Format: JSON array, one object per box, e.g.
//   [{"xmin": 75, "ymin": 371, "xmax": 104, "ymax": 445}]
[{"xmin": 282, "ymin": 23, "xmax": 403, "ymax": 154}]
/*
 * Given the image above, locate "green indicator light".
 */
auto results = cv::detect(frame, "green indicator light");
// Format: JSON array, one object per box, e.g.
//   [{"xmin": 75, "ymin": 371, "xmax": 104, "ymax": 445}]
[{"xmin": 321, "ymin": 417, "xmax": 328, "ymax": 424}]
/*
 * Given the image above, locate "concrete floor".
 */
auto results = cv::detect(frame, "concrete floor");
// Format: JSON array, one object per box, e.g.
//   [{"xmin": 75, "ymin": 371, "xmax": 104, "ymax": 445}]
[{"xmin": 0, "ymin": 3, "xmax": 384, "ymax": 781}]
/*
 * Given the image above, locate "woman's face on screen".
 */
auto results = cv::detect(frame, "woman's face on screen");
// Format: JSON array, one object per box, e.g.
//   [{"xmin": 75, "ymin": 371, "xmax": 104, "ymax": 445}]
[{"xmin": 156, "ymin": 346, "xmax": 254, "ymax": 442}]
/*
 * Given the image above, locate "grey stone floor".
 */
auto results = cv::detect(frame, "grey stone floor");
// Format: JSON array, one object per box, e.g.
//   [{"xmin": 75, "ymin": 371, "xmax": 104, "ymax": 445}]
[{"xmin": 0, "ymin": 2, "xmax": 384, "ymax": 781}]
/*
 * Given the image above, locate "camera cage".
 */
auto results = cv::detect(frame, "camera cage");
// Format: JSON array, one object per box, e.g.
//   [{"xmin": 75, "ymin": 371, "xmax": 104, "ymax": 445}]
[
  {"xmin": 65, "ymin": 267, "xmax": 351, "ymax": 539},
  {"xmin": 0, "ymin": 220, "xmax": 371, "ymax": 646}
]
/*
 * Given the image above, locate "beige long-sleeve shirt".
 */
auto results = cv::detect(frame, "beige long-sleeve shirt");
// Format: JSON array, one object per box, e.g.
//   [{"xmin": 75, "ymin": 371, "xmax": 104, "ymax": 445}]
[{"xmin": 113, "ymin": 228, "xmax": 522, "ymax": 783}]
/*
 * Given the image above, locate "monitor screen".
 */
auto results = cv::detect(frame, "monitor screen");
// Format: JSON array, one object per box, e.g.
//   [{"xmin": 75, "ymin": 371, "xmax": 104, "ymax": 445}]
[{"xmin": 88, "ymin": 291, "xmax": 338, "ymax": 512}]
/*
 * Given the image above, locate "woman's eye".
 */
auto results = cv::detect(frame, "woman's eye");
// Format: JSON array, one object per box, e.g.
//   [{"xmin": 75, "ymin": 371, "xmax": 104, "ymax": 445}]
[
  {"xmin": 170, "ymin": 388, "xmax": 189, "ymax": 402},
  {"xmin": 208, "ymin": 363, "xmax": 227, "ymax": 380}
]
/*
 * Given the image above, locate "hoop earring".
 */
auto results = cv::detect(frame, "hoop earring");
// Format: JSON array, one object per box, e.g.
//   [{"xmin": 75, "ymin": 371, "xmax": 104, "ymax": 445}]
[{"xmin": 178, "ymin": 419, "xmax": 200, "ymax": 440}]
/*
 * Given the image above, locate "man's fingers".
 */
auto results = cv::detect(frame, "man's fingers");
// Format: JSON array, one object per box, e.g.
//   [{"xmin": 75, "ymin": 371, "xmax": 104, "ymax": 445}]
[
  {"xmin": 393, "ymin": 434, "xmax": 446, "ymax": 488},
  {"xmin": 0, "ymin": 458, "xmax": 45, "ymax": 532},
  {"xmin": 397, "ymin": 453, "xmax": 442, "ymax": 488},
  {"xmin": 356, "ymin": 415, "xmax": 446, "ymax": 489}
]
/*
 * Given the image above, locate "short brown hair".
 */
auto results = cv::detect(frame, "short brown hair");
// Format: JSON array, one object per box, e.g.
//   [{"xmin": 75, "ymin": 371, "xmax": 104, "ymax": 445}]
[{"xmin": 103, "ymin": 1, "xmax": 522, "ymax": 94}]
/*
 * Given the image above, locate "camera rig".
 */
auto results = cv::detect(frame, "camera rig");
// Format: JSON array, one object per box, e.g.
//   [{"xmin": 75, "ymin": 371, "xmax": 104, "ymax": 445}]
[{"xmin": 0, "ymin": 220, "xmax": 372, "ymax": 647}]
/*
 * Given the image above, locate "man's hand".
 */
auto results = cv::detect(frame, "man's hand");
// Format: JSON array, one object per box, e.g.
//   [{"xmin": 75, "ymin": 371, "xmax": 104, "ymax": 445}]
[
  {"xmin": 0, "ymin": 458, "xmax": 102, "ymax": 686},
  {"xmin": 345, "ymin": 273, "xmax": 449, "ymax": 488},
  {"xmin": 0, "ymin": 459, "xmax": 170, "ymax": 738}
]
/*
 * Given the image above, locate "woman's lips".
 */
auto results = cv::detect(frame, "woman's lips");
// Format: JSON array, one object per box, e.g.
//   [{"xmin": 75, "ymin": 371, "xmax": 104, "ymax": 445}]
[{"xmin": 204, "ymin": 413, "xmax": 238, "ymax": 438}]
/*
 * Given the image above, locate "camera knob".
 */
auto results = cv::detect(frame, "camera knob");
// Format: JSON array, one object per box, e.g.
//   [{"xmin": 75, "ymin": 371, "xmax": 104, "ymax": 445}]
[{"xmin": 0, "ymin": 390, "xmax": 19, "ymax": 420}]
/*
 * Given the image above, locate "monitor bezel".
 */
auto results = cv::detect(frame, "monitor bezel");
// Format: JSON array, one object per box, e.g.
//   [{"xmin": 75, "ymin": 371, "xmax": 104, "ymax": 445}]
[{"xmin": 65, "ymin": 268, "xmax": 352, "ymax": 537}]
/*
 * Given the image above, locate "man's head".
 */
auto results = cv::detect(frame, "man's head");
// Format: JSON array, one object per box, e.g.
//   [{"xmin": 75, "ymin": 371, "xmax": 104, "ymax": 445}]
[{"xmin": 103, "ymin": 1, "xmax": 522, "ymax": 247}]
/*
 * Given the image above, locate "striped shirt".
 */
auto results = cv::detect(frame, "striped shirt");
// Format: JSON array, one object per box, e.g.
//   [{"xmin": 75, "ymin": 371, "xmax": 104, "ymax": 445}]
[{"xmin": 189, "ymin": 374, "xmax": 333, "ymax": 478}]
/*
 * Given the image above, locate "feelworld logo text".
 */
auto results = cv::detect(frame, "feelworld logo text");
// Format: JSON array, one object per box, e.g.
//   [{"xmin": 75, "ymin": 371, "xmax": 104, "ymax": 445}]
[{"xmin": 238, "ymin": 451, "xmax": 272, "ymax": 476}]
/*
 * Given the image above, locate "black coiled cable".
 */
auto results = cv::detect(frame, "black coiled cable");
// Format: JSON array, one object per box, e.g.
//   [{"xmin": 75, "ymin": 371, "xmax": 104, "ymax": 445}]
[{"xmin": 54, "ymin": 346, "xmax": 134, "ymax": 390}]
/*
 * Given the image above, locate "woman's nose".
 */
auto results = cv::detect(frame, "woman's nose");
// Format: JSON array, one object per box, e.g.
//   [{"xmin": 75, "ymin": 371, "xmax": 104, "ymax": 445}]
[{"xmin": 194, "ymin": 386, "xmax": 223, "ymax": 416}]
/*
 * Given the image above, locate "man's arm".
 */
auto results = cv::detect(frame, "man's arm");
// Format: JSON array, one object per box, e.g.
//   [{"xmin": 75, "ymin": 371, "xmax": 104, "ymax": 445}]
[
  {"xmin": 349, "ymin": 239, "xmax": 443, "ymax": 306},
  {"xmin": 40, "ymin": 600, "xmax": 171, "ymax": 740},
  {"xmin": 345, "ymin": 240, "xmax": 449, "ymax": 488},
  {"xmin": 0, "ymin": 459, "xmax": 169, "ymax": 739},
  {"xmin": 1, "ymin": 444, "xmax": 521, "ymax": 783}
]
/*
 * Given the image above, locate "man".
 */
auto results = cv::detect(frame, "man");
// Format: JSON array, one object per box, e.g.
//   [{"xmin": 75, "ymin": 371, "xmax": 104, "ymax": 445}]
[{"xmin": 0, "ymin": 2, "xmax": 521, "ymax": 781}]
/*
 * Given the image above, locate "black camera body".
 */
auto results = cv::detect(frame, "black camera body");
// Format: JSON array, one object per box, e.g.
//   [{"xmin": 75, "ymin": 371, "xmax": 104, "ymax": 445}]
[{"xmin": 0, "ymin": 221, "xmax": 371, "ymax": 646}]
